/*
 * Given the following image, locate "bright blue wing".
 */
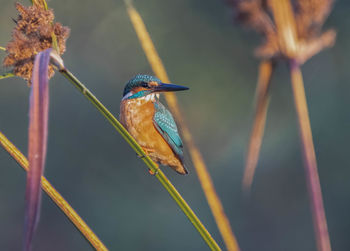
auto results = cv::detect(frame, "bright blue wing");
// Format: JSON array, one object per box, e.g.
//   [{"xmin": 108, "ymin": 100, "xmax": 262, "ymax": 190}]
[{"xmin": 153, "ymin": 101, "xmax": 184, "ymax": 160}]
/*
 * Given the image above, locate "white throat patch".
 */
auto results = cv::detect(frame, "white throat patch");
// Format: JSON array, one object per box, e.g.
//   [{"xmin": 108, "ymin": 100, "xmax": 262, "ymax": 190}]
[
  {"xmin": 144, "ymin": 93, "xmax": 156, "ymax": 102},
  {"xmin": 122, "ymin": 91, "xmax": 133, "ymax": 100},
  {"xmin": 122, "ymin": 92, "xmax": 159, "ymax": 102}
]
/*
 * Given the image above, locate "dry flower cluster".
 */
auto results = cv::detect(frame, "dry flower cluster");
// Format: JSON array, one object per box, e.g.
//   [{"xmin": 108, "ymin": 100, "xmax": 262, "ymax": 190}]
[
  {"xmin": 3, "ymin": 3, "xmax": 69, "ymax": 84},
  {"xmin": 227, "ymin": 0, "xmax": 336, "ymax": 63}
]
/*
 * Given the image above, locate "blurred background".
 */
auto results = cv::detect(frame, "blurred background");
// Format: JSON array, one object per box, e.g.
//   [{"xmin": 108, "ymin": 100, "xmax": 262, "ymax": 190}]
[{"xmin": 0, "ymin": 0, "xmax": 349, "ymax": 250}]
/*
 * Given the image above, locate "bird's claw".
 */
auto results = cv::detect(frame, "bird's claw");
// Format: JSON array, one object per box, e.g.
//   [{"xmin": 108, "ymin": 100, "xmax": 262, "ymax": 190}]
[
  {"xmin": 135, "ymin": 153, "xmax": 159, "ymax": 175},
  {"xmin": 148, "ymin": 168, "xmax": 159, "ymax": 176},
  {"xmin": 136, "ymin": 154, "xmax": 146, "ymax": 159}
]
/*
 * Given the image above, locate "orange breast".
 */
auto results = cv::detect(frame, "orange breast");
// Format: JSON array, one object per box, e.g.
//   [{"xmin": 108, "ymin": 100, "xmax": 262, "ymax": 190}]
[{"xmin": 120, "ymin": 98, "xmax": 185, "ymax": 173}]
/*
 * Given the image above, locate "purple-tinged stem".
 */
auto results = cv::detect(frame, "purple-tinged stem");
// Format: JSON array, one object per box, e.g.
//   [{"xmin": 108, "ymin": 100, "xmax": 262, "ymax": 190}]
[
  {"xmin": 24, "ymin": 48, "xmax": 51, "ymax": 251},
  {"xmin": 289, "ymin": 59, "xmax": 331, "ymax": 251}
]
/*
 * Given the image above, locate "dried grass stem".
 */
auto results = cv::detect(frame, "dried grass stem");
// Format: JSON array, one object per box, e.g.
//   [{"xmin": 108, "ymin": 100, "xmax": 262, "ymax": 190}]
[
  {"xmin": 289, "ymin": 60, "xmax": 331, "ymax": 251},
  {"xmin": 243, "ymin": 60, "xmax": 274, "ymax": 192},
  {"xmin": 0, "ymin": 131, "xmax": 108, "ymax": 251}
]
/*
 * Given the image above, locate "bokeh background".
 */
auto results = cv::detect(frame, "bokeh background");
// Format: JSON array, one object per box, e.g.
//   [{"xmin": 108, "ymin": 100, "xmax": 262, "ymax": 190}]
[{"xmin": 1, "ymin": 0, "xmax": 350, "ymax": 250}]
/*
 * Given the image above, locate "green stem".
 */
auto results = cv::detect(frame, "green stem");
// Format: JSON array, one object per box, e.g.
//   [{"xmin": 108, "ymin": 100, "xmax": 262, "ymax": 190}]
[
  {"xmin": 29, "ymin": 0, "xmax": 48, "ymax": 10},
  {"xmin": 59, "ymin": 68, "xmax": 221, "ymax": 251},
  {"xmin": 0, "ymin": 72, "xmax": 15, "ymax": 80},
  {"xmin": 0, "ymin": 46, "xmax": 5, "ymax": 51}
]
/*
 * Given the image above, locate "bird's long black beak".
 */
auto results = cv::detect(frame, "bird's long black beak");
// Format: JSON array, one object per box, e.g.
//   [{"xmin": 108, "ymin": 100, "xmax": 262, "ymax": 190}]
[{"xmin": 153, "ymin": 83, "xmax": 189, "ymax": 92}]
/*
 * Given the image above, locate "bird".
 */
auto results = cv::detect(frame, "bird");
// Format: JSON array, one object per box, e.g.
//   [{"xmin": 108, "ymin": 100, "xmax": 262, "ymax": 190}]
[{"xmin": 120, "ymin": 74, "xmax": 189, "ymax": 175}]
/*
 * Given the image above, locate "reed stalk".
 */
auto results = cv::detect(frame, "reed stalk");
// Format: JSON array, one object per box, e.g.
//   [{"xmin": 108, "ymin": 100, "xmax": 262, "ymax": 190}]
[
  {"xmin": 229, "ymin": 0, "xmax": 333, "ymax": 249},
  {"xmin": 289, "ymin": 60, "xmax": 331, "ymax": 251},
  {"xmin": 0, "ymin": 131, "xmax": 108, "ymax": 251},
  {"xmin": 270, "ymin": 1, "xmax": 331, "ymax": 250},
  {"xmin": 243, "ymin": 60, "xmax": 274, "ymax": 192},
  {"xmin": 124, "ymin": 1, "xmax": 239, "ymax": 250}
]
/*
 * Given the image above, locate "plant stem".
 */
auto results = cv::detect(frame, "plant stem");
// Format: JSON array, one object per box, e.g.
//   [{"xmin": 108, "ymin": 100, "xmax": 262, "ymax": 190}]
[
  {"xmin": 269, "ymin": 0, "xmax": 298, "ymax": 58},
  {"xmin": 0, "ymin": 72, "xmax": 15, "ymax": 80},
  {"xmin": 243, "ymin": 60, "xmax": 274, "ymax": 192},
  {"xmin": 0, "ymin": 131, "xmax": 108, "ymax": 251},
  {"xmin": 125, "ymin": 2, "xmax": 238, "ymax": 250},
  {"xmin": 0, "ymin": 46, "xmax": 14, "ymax": 80},
  {"xmin": 59, "ymin": 68, "xmax": 221, "ymax": 251},
  {"xmin": 289, "ymin": 59, "xmax": 331, "ymax": 251},
  {"xmin": 269, "ymin": 1, "xmax": 332, "ymax": 250},
  {"xmin": 29, "ymin": 0, "xmax": 48, "ymax": 10}
]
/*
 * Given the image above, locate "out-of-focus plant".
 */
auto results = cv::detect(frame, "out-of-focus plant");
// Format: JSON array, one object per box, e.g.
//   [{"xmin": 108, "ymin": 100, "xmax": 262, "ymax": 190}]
[
  {"xmin": 3, "ymin": 3, "xmax": 68, "ymax": 84},
  {"xmin": 0, "ymin": 131, "xmax": 108, "ymax": 251},
  {"xmin": 1, "ymin": 1, "xmax": 221, "ymax": 250},
  {"xmin": 25, "ymin": 47, "xmax": 51, "ymax": 251},
  {"xmin": 2, "ymin": 2, "xmax": 69, "ymax": 250},
  {"xmin": 227, "ymin": 0, "xmax": 335, "ymax": 251},
  {"xmin": 0, "ymin": 2, "xmax": 107, "ymax": 250}
]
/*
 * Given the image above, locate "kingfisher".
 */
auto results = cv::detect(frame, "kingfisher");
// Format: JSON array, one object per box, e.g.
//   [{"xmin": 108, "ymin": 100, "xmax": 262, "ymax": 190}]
[{"xmin": 120, "ymin": 74, "xmax": 189, "ymax": 175}]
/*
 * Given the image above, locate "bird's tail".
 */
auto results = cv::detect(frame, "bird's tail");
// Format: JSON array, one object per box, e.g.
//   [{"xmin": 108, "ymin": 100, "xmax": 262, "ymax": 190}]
[{"xmin": 172, "ymin": 163, "xmax": 189, "ymax": 175}]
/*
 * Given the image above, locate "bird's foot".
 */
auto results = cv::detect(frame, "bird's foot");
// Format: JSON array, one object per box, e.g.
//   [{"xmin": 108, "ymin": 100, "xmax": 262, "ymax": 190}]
[
  {"xmin": 135, "ymin": 153, "xmax": 159, "ymax": 175},
  {"xmin": 136, "ymin": 153, "xmax": 146, "ymax": 159},
  {"xmin": 148, "ymin": 168, "xmax": 159, "ymax": 176}
]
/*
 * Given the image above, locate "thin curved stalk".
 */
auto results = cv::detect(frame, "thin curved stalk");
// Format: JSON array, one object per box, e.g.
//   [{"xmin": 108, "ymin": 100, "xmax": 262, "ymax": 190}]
[
  {"xmin": 0, "ymin": 131, "xmax": 108, "ymax": 251},
  {"xmin": 59, "ymin": 68, "xmax": 221, "ymax": 251},
  {"xmin": 124, "ymin": 1, "xmax": 239, "ymax": 250},
  {"xmin": 242, "ymin": 60, "xmax": 274, "ymax": 192},
  {"xmin": 0, "ymin": 46, "xmax": 5, "ymax": 51}
]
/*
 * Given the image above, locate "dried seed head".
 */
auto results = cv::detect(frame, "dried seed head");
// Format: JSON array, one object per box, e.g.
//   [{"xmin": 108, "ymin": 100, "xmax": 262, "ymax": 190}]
[
  {"xmin": 227, "ymin": 0, "xmax": 280, "ymax": 59},
  {"xmin": 228, "ymin": 0, "xmax": 275, "ymax": 37},
  {"xmin": 3, "ymin": 3, "xmax": 70, "ymax": 84},
  {"xmin": 227, "ymin": 0, "xmax": 336, "ymax": 63},
  {"xmin": 294, "ymin": 0, "xmax": 334, "ymax": 39}
]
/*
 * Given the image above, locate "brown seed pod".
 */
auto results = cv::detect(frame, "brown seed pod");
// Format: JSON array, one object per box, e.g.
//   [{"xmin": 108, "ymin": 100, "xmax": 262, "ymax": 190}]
[{"xmin": 3, "ymin": 3, "xmax": 70, "ymax": 85}]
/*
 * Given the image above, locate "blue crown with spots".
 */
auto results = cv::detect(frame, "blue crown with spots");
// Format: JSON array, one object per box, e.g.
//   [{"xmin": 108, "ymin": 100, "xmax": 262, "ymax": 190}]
[{"xmin": 123, "ymin": 75, "xmax": 161, "ymax": 97}]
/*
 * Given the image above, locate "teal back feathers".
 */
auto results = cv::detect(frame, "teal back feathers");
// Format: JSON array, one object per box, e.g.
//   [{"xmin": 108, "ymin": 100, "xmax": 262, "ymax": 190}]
[{"xmin": 153, "ymin": 101, "xmax": 184, "ymax": 161}]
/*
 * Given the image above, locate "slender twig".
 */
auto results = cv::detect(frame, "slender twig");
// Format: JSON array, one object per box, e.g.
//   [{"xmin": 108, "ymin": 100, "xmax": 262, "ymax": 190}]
[
  {"xmin": 289, "ymin": 60, "xmax": 331, "ymax": 251},
  {"xmin": 0, "ymin": 72, "xmax": 15, "ymax": 80},
  {"xmin": 59, "ymin": 68, "xmax": 221, "ymax": 251},
  {"xmin": 124, "ymin": 1, "xmax": 239, "ymax": 250},
  {"xmin": 0, "ymin": 131, "xmax": 108, "ymax": 251},
  {"xmin": 0, "ymin": 46, "xmax": 6, "ymax": 51},
  {"xmin": 243, "ymin": 60, "xmax": 274, "ymax": 192}
]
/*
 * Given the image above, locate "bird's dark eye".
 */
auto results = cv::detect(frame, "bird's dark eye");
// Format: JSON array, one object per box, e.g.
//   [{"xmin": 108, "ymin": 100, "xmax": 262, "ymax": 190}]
[{"xmin": 141, "ymin": 82, "xmax": 148, "ymax": 88}]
